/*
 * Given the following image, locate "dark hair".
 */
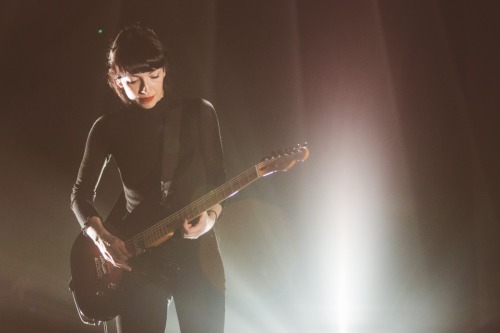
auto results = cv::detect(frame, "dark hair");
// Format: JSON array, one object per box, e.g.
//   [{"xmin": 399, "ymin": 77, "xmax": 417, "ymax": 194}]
[{"xmin": 107, "ymin": 24, "xmax": 170, "ymax": 104}]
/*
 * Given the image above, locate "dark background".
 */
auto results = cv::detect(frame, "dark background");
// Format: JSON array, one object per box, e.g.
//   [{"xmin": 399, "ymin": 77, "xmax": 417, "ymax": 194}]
[{"xmin": 1, "ymin": 1, "xmax": 499, "ymax": 332}]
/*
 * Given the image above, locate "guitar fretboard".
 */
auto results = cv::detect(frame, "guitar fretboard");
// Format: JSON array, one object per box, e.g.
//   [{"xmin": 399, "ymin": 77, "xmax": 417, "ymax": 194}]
[{"xmin": 124, "ymin": 163, "xmax": 263, "ymax": 254}]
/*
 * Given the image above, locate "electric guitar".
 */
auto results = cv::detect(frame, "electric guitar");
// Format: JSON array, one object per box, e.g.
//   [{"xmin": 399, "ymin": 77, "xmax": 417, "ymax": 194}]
[{"xmin": 69, "ymin": 144, "xmax": 309, "ymax": 325}]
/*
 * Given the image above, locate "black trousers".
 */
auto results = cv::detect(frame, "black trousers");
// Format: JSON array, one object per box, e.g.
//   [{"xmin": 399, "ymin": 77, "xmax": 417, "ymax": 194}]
[{"xmin": 116, "ymin": 232, "xmax": 225, "ymax": 333}]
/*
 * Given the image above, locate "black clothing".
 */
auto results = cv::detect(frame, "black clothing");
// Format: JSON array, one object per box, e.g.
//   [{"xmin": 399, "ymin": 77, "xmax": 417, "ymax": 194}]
[
  {"xmin": 71, "ymin": 97, "xmax": 226, "ymax": 333},
  {"xmin": 116, "ymin": 235, "xmax": 225, "ymax": 333},
  {"xmin": 71, "ymin": 97, "xmax": 225, "ymax": 225}
]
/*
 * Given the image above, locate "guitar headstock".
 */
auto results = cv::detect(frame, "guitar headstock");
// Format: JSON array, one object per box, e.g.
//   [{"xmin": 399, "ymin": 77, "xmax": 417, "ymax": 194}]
[{"xmin": 256, "ymin": 143, "xmax": 309, "ymax": 177}]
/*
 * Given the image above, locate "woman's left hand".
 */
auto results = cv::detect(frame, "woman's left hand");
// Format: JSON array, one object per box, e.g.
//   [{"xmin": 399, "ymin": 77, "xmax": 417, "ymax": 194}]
[{"xmin": 183, "ymin": 204, "xmax": 222, "ymax": 239}]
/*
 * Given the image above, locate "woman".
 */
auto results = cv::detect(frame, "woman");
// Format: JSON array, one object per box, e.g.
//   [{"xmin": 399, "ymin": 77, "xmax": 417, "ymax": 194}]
[{"xmin": 71, "ymin": 25, "xmax": 226, "ymax": 333}]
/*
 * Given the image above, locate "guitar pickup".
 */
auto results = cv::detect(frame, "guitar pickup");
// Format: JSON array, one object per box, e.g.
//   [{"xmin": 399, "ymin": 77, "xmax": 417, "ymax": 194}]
[{"xmin": 94, "ymin": 256, "xmax": 111, "ymax": 279}]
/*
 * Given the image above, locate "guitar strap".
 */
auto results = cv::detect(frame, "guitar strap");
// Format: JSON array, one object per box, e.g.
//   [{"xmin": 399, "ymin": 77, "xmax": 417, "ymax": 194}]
[
  {"xmin": 160, "ymin": 99, "xmax": 183, "ymax": 205},
  {"xmin": 104, "ymin": 99, "xmax": 184, "ymax": 226}
]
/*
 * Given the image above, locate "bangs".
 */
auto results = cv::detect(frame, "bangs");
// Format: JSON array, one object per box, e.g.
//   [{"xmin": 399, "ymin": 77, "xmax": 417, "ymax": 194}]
[
  {"xmin": 113, "ymin": 42, "xmax": 166, "ymax": 77},
  {"xmin": 109, "ymin": 25, "xmax": 168, "ymax": 77},
  {"xmin": 116, "ymin": 55, "xmax": 165, "ymax": 77}
]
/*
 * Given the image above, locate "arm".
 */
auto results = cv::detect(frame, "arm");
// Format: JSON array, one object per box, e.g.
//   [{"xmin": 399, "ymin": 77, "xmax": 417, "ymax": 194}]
[
  {"xmin": 182, "ymin": 99, "xmax": 226, "ymax": 239},
  {"xmin": 70, "ymin": 117, "xmax": 109, "ymax": 227},
  {"xmin": 71, "ymin": 116, "xmax": 132, "ymax": 270}
]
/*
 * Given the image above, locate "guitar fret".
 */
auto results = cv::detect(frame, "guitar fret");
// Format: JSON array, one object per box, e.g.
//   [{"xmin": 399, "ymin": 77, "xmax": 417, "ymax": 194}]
[
  {"xmin": 195, "ymin": 201, "xmax": 202, "ymax": 216},
  {"xmin": 153, "ymin": 228, "xmax": 159, "ymax": 243},
  {"xmin": 126, "ymin": 156, "xmax": 284, "ymax": 253},
  {"xmin": 188, "ymin": 206, "xmax": 195, "ymax": 220},
  {"xmin": 71, "ymin": 145, "xmax": 309, "ymax": 324}
]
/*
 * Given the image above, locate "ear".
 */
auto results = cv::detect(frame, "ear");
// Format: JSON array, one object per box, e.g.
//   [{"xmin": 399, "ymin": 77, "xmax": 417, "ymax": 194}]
[{"xmin": 116, "ymin": 78, "xmax": 124, "ymax": 88}]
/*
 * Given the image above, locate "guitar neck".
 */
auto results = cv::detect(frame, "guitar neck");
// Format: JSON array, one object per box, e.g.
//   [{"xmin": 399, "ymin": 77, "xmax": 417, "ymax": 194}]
[
  {"xmin": 124, "ymin": 143, "xmax": 309, "ymax": 254},
  {"xmin": 178, "ymin": 165, "xmax": 261, "ymax": 222},
  {"xmin": 125, "ymin": 164, "xmax": 261, "ymax": 253}
]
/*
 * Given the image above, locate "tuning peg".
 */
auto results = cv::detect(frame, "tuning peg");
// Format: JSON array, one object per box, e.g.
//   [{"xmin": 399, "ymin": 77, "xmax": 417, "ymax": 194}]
[{"xmin": 262, "ymin": 153, "xmax": 277, "ymax": 161}]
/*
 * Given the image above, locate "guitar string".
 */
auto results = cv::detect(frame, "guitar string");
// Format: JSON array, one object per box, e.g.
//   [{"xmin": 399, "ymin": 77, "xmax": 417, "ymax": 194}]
[
  {"xmin": 124, "ymin": 162, "xmax": 263, "ymax": 250},
  {"xmin": 124, "ymin": 150, "xmax": 302, "ymax": 251},
  {"xmin": 124, "ymin": 164, "xmax": 258, "ymax": 250}
]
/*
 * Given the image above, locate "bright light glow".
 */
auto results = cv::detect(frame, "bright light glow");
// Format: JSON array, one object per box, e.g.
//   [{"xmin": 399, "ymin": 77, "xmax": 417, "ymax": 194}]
[
  {"xmin": 314, "ymin": 111, "xmax": 456, "ymax": 332},
  {"xmin": 328, "ymin": 128, "xmax": 388, "ymax": 332}
]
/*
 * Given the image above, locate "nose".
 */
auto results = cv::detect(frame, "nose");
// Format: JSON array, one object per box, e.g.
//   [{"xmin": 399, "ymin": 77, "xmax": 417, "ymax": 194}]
[{"xmin": 139, "ymin": 80, "xmax": 149, "ymax": 94}]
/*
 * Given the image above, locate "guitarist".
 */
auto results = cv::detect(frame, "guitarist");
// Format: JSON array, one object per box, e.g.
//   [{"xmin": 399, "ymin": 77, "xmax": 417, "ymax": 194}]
[{"xmin": 71, "ymin": 24, "xmax": 226, "ymax": 333}]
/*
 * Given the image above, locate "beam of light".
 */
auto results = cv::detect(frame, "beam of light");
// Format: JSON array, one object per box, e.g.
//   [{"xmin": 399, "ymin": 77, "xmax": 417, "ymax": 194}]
[
  {"xmin": 313, "ymin": 110, "xmax": 457, "ymax": 332},
  {"xmin": 314, "ymin": 115, "xmax": 397, "ymax": 332},
  {"xmin": 219, "ymin": 198, "xmax": 300, "ymax": 333},
  {"xmin": 333, "ymin": 131, "xmax": 386, "ymax": 332}
]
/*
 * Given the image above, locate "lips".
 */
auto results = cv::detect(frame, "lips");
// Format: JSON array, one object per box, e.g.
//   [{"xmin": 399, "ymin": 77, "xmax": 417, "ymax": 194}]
[{"xmin": 139, "ymin": 96, "xmax": 155, "ymax": 103}]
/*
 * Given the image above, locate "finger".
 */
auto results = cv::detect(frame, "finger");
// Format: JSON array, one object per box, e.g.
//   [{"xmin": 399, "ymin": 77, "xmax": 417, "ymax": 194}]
[
  {"xmin": 107, "ymin": 253, "xmax": 128, "ymax": 268},
  {"xmin": 103, "ymin": 252, "xmax": 113, "ymax": 263},
  {"xmin": 120, "ymin": 242, "xmax": 132, "ymax": 257},
  {"xmin": 183, "ymin": 218, "xmax": 192, "ymax": 232},
  {"xmin": 112, "ymin": 261, "xmax": 131, "ymax": 271},
  {"xmin": 122, "ymin": 247, "xmax": 132, "ymax": 258},
  {"xmin": 193, "ymin": 212, "xmax": 208, "ymax": 226},
  {"xmin": 115, "ymin": 241, "xmax": 132, "ymax": 258},
  {"xmin": 210, "ymin": 204, "xmax": 222, "ymax": 217},
  {"xmin": 102, "ymin": 242, "xmax": 128, "ymax": 264},
  {"xmin": 191, "ymin": 217, "xmax": 207, "ymax": 233},
  {"xmin": 113, "ymin": 247, "xmax": 130, "ymax": 263},
  {"xmin": 106, "ymin": 236, "xmax": 131, "ymax": 259},
  {"xmin": 115, "ymin": 261, "xmax": 132, "ymax": 272}
]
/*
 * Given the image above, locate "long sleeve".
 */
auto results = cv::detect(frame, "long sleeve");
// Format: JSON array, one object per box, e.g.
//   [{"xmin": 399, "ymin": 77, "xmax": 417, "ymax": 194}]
[
  {"xmin": 70, "ymin": 98, "xmax": 225, "ymax": 229},
  {"xmin": 198, "ymin": 99, "xmax": 226, "ymax": 191},
  {"xmin": 70, "ymin": 116, "xmax": 111, "ymax": 228}
]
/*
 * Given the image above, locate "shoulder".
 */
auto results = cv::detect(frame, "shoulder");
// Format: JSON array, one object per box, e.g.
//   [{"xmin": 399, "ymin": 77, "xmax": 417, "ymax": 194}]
[
  {"xmin": 95, "ymin": 107, "xmax": 124, "ymax": 120},
  {"xmin": 199, "ymin": 98, "xmax": 215, "ymax": 111},
  {"xmin": 89, "ymin": 114, "xmax": 108, "ymax": 133},
  {"xmin": 181, "ymin": 98, "xmax": 215, "ymax": 112},
  {"xmin": 181, "ymin": 98, "xmax": 217, "ymax": 123},
  {"xmin": 95, "ymin": 106, "xmax": 130, "ymax": 124},
  {"xmin": 88, "ymin": 109, "xmax": 124, "ymax": 136}
]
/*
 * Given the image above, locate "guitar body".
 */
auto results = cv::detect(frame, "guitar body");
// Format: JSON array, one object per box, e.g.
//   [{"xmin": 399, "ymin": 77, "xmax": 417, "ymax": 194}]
[
  {"xmin": 69, "ymin": 144, "xmax": 309, "ymax": 325},
  {"xmin": 69, "ymin": 201, "xmax": 179, "ymax": 323},
  {"xmin": 70, "ymin": 233, "xmax": 124, "ymax": 322}
]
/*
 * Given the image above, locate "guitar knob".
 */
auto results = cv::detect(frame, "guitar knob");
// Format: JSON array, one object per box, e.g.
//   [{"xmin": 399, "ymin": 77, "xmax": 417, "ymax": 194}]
[
  {"xmin": 108, "ymin": 283, "xmax": 117, "ymax": 290},
  {"xmin": 96, "ymin": 291, "xmax": 104, "ymax": 296}
]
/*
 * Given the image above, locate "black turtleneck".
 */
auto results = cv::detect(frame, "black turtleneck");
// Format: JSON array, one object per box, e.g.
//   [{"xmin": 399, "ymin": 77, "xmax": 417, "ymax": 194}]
[{"xmin": 71, "ymin": 98, "xmax": 225, "ymax": 228}]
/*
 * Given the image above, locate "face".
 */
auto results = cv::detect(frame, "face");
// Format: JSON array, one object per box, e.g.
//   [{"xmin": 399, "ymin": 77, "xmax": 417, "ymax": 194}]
[{"xmin": 116, "ymin": 68, "xmax": 166, "ymax": 109}]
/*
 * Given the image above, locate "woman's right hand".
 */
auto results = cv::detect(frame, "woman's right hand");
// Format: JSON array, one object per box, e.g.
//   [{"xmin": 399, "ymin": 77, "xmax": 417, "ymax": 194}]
[{"xmin": 84, "ymin": 216, "xmax": 132, "ymax": 271}]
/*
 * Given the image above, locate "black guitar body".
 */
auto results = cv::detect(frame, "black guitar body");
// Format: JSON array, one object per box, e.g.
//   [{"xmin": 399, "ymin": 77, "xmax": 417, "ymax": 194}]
[
  {"xmin": 69, "ymin": 201, "xmax": 181, "ymax": 324},
  {"xmin": 68, "ymin": 143, "xmax": 310, "ymax": 325}
]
